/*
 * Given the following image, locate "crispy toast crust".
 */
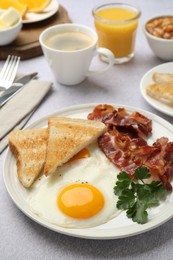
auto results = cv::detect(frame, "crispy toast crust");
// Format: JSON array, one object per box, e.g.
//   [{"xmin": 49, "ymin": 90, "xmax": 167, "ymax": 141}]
[
  {"xmin": 8, "ymin": 117, "xmax": 107, "ymax": 186},
  {"xmin": 146, "ymin": 82, "xmax": 173, "ymax": 106},
  {"xmin": 9, "ymin": 128, "xmax": 48, "ymax": 188},
  {"xmin": 152, "ymin": 72, "xmax": 173, "ymax": 83},
  {"xmin": 44, "ymin": 117, "xmax": 107, "ymax": 176}
]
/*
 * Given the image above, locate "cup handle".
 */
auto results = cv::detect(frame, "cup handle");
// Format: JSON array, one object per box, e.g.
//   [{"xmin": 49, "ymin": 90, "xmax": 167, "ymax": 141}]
[{"xmin": 87, "ymin": 47, "xmax": 115, "ymax": 76}]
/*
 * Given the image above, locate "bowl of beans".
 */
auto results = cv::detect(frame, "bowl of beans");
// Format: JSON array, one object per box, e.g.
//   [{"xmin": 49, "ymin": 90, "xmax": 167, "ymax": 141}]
[{"xmin": 144, "ymin": 15, "xmax": 173, "ymax": 60}]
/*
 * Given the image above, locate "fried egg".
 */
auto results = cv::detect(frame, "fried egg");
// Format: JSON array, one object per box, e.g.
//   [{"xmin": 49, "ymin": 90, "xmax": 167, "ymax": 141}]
[{"xmin": 27, "ymin": 142, "xmax": 120, "ymax": 228}]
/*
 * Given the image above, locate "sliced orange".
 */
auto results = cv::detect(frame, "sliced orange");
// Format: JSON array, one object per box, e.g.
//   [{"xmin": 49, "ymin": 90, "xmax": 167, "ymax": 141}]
[
  {"xmin": 18, "ymin": 0, "xmax": 51, "ymax": 13},
  {"xmin": 0, "ymin": 0, "xmax": 28, "ymax": 18}
]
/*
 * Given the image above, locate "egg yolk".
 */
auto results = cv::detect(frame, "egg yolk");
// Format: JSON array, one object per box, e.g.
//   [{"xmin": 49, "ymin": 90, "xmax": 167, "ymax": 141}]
[
  {"xmin": 69, "ymin": 148, "xmax": 90, "ymax": 162},
  {"xmin": 57, "ymin": 183, "xmax": 104, "ymax": 219}
]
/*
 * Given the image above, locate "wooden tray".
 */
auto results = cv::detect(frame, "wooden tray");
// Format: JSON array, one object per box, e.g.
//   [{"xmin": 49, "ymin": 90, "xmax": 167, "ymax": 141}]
[{"xmin": 0, "ymin": 5, "xmax": 71, "ymax": 60}]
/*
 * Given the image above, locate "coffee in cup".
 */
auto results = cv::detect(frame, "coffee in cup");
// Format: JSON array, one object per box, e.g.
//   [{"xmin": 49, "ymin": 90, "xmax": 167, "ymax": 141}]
[
  {"xmin": 39, "ymin": 23, "xmax": 115, "ymax": 85},
  {"xmin": 44, "ymin": 31, "xmax": 93, "ymax": 51}
]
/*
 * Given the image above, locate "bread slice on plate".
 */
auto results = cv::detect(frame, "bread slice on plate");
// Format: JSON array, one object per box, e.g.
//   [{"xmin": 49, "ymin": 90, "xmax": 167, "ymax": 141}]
[
  {"xmin": 146, "ymin": 82, "xmax": 173, "ymax": 106},
  {"xmin": 152, "ymin": 72, "xmax": 173, "ymax": 83},
  {"xmin": 8, "ymin": 128, "xmax": 48, "ymax": 188},
  {"xmin": 44, "ymin": 117, "xmax": 107, "ymax": 176}
]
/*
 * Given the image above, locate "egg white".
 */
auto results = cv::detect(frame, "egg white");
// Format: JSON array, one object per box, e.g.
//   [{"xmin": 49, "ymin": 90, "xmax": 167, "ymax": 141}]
[{"xmin": 27, "ymin": 142, "xmax": 121, "ymax": 228}]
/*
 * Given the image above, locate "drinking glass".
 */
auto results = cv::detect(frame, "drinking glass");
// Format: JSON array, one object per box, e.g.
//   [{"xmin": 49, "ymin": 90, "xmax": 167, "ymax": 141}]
[{"xmin": 92, "ymin": 2, "xmax": 141, "ymax": 64}]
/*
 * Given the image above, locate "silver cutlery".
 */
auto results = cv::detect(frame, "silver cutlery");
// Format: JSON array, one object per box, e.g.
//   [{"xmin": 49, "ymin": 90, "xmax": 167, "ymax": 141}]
[
  {"xmin": 0, "ymin": 72, "xmax": 38, "ymax": 108},
  {"xmin": 14, "ymin": 72, "xmax": 38, "ymax": 86},
  {"xmin": 0, "ymin": 55, "xmax": 20, "ymax": 91}
]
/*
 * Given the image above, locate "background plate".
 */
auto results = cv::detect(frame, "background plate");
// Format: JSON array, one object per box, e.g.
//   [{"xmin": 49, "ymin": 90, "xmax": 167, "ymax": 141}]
[
  {"xmin": 3, "ymin": 103, "xmax": 173, "ymax": 240},
  {"xmin": 23, "ymin": 0, "xmax": 59, "ymax": 24},
  {"xmin": 140, "ymin": 62, "xmax": 173, "ymax": 117}
]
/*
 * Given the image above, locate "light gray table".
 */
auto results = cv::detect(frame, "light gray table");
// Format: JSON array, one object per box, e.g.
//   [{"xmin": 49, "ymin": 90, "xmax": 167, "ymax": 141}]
[{"xmin": 1, "ymin": 0, "xmax": 173, "ymax": 259}]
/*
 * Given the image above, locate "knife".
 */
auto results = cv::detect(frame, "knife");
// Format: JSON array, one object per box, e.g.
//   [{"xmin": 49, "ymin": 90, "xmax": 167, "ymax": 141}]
[
  {"xmin": 15, "ymin": 72, "xmax": 38, "ymax": 86},
  {"xmin": 0, "ymin": 72, "xmax": 38, "ymax": 108}
]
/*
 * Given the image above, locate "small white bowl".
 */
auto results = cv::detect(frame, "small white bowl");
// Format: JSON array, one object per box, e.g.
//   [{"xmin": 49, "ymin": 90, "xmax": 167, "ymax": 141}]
[
  {"xmin": 0, "ymin": 16, "xmax": 22, "ymax": 46},
  {"xmin": 143, "ymin": 15, "xmax": 173, "ymax": 61}
]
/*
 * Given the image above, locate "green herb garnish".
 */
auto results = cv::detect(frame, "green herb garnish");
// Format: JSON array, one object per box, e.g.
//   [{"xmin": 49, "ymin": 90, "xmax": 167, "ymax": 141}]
[{"xmin": 114, "ymin": 166, "xmax": 168, "ymax": 224}]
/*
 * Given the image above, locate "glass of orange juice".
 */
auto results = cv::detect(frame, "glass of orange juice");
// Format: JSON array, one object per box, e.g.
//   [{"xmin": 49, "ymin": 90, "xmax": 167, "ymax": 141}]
[{"xmin": 92, "ymin": 2, "xmax": 141, "ymax": 64}]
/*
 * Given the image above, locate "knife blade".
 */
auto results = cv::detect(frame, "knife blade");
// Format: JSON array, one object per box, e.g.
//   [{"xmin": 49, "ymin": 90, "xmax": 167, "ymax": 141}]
[
  {"xmin": 15, "ymin": 72, "xmax": 38, "ymax": 85},
  {"xmin": 0, "ymin": 72, "xmax": 38, "ymax": 108}
]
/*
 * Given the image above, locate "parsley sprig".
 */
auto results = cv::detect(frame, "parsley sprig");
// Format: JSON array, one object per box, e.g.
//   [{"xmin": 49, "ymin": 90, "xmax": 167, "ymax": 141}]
[{"xmin": 114, "ymin": 166, "xmax": 168, "ymax": 224}]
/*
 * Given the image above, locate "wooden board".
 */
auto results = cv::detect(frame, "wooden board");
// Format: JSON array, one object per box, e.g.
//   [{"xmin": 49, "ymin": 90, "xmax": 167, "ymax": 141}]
[{"xmin": 0, "ymin": 5, "xmax": 71, "ymax": 60}]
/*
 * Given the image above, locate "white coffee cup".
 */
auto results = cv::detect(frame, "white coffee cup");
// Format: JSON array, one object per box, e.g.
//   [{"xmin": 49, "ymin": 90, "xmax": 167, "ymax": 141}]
[{"xmin": 39, "ymin": 23, "xmax": 115, "ymax": 85}]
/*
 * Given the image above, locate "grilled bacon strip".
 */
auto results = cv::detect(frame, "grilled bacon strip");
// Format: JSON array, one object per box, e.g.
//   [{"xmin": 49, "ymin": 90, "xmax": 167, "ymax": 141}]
[
  {"xmin": 88, "ymin": 104, "xmax": 152, "ymax": 138},
  {"xmin": 88, "ymin": 104, "xmax": 173, "ymax": 190}
]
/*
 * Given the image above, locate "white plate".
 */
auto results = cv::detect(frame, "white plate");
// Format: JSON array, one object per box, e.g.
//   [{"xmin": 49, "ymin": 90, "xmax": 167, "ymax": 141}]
[
  {"xmin": 140, "ymin": 62, "xmax": 173, "ymax": 117},
  {"xmin": 3, "ymin": 103, "xmax": 173, "ymax": 240},
  {"xmin": 22, "ymin": 0, "xmax": 59, "ymax": 24}
]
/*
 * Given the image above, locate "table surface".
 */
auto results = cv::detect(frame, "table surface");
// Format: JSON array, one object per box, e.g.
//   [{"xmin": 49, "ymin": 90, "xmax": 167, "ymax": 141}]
[{"xmin": 1, "ymin": 0, "xmax": 173, "ymax": 259}]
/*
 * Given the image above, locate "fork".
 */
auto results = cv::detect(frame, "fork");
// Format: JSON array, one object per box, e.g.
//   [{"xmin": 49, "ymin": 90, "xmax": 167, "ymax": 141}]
[{"xmin": 0, "ymin": 55, "xmax": 20, "ymax": 91}]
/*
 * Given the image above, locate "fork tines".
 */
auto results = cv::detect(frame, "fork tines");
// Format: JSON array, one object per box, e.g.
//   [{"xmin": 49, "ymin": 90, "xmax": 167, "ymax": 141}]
[{"xmin": 0, "ymin": 55, "xmax": 20, "ymax": 83}]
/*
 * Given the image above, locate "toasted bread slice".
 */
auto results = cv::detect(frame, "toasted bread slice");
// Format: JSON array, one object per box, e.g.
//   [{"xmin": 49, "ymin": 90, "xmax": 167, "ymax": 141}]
[
  {"xmin": 146, "ymin": 82, "xmax": 173, "ymax": 106},
  {"xmin": 8, "ymin": 128, "xmax": 48, "ymax": 188},
  {"xmin": 152, "ymin": 72, "xmax": 173, "ymax": 83},
  {"xmin": 44, "ymin": 117, "xmax": 107, "ymax": 176}
]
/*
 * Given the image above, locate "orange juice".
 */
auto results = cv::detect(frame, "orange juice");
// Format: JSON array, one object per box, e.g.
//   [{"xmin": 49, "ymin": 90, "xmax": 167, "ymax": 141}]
[{"xmin": 93, "ymin": 4, "xmax": 141, "ymax": 62}]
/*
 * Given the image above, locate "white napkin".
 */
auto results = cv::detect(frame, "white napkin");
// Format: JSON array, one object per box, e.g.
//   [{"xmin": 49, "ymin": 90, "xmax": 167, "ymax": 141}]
[{"xmin": 0, "ymin": 79, "xmax": 52, "ymax": 153}]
